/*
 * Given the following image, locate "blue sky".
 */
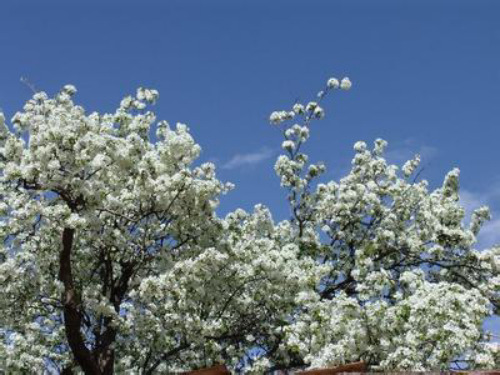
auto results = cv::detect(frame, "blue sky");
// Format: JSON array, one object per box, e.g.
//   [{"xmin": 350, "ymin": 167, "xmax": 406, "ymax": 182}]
[
  {"xmin": 1, "ymin": 0, "xmax": 498, "ymax": 239},
  {"xmin": 1, "ymin": 0, "xmax": 500, "ymax": 331}
]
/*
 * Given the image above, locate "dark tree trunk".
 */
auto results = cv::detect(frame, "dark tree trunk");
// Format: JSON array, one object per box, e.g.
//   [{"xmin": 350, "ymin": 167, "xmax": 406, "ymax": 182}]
[{"xmin": 59, "ymin": 227, "xmax": 103, "ymax": 375}]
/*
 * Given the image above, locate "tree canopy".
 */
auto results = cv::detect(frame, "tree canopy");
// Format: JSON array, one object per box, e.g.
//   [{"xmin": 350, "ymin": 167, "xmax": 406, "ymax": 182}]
[{"xmin": 0, "ymin": 79, "xmax": 499, "ymax": 374}]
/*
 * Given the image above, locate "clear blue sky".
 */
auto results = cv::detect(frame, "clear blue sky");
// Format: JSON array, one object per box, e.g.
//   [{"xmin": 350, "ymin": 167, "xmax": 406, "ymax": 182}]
[{"xmin": 1, "ymin": 2, "xmax": 499, "ymax": 245}]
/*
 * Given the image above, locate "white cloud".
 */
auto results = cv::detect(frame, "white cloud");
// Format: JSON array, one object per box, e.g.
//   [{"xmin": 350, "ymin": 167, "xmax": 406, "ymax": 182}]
[
  {"xmin": 461, "ymin": 187, "xmax": 500, "ymax": 249},
  {"xmin": 479, "ymin": 218, "xmax": 500, "ymax": 249},
  {"xmin": 222, "ymin": 147, "xmax": 274, "ymax": 170},
  {"xmin": 384, "ymin": 138, "xmax": 438, "ymax": 165},
  {"xmin": 460, "ymin": 189, "xmax": 487, "ymax": 218}
]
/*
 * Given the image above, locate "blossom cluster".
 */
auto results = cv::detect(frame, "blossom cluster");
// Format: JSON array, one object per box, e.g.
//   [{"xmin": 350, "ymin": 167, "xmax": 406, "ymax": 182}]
[
  {"xmin": 266, "ymin": 76, "xmax": 500, "ymax": 371},
  {"xmin": 0, "ymin": 77, "xmax": 498, "ymax": 373}
]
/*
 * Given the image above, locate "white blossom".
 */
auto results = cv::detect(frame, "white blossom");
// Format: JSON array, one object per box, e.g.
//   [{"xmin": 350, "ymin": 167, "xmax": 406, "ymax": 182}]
[
  {"xmin": 313, "ymin": 106, "xmax": 325, "ymax": 119},
  {"xmin": 305, "ymin": 101, "xmax": 318, "ymax": 112},
  {"xmin": 270, "ymin": 110, "xmax": 294, "ymax": 125},
  {"xmin": 402, "ymin": 154, "xmax": 421, "ymax": 177},
  {"xmin": 327, "ymin": 77, "xmax": 340, "ymax": 89},
  {"xmin": 0, "ymin": 79, "xmax": 497, "ymax": 373},
  {"xmin": 293, "ymin": 103, "xmax": 305, "ymax": 114},
  {"xmin": 340, "ymin": 77, "xmax": 352, "ymax": 90},
  {"xmin": 282, "ymin": 140, "xmax": 295, "ymax": 151}
]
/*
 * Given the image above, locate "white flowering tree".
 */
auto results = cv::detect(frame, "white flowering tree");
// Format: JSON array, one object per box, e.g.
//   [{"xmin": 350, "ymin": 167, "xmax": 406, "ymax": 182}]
[
  {"xmin": 0, "ymin": 79, "xmax": 499, "ymax": 374},
  {"xmin": 270, "ymin": 77, "xmax": 500, "ymax": 371}
]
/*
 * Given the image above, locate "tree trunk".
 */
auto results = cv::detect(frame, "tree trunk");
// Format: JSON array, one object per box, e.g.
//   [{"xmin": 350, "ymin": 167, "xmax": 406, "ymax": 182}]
[{"xmin": 59, "ymin": 227, "xmax": 102, "ymax": 375}]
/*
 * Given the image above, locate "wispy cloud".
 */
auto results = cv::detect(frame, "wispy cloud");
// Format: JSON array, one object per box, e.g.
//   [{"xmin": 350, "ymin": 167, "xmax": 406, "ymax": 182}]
[
  {"xmin": 461, "ymin": 184, "xmax": 500, "ymax": 249},
  {"xmin": 460, "ymin": 190, "xmax": 487, "ymax": 218},
  {"xmin": 384, "ymin": 138, "xmax": 438, "ymax": 165},
  {"xmin": 222, "ymin": 147, "xmax": 274, "ymax": 170},
  {"xmin": 479, "ymin": 219, "xmax": 500, "ymax": 249}
]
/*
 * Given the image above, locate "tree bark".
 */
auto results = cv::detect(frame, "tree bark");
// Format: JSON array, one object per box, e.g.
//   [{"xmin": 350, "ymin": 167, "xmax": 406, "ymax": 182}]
[{"xmin": 59, "ymin": 227, "xmax": 102, "ymax": 375}]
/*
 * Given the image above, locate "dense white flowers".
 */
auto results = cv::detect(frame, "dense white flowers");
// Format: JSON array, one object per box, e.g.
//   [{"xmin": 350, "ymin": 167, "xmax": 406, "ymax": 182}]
[
  {"xmin": 293, "ymin": 103, "xmax": 305, "ymax": 114},
  {"xmin": 0, "ymin": 78, "xmax": 498, "ymax": 373},
  {"xmin": 327, "ymin": 76, "xmax": 350, "ymax": 91},
  {"xmin": 402, "ymin": 154, "xmax": 421, "ymax": 177},
  {"xmin": 136, "ymin": 87, "xmax": 159, "ymax": 103},
  {"xmin": 0, "ymin": 86, "xmax": 230, "ymax": 373},
  {"xmin": 282, "ymin": 140, "xmax": 296, "ymax": 151},
  {"xmin": 270, "ymin": 110, "xmax": 294, "ymax": 125},
  {"xmin": 267, "ymin": 76, "xmax": 499, "ymax": 372}
]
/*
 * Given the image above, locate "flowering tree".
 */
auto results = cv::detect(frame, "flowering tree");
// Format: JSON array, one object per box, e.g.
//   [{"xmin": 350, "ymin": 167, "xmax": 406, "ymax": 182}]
[
  {"xmin": 0, "ymin": 79, "xmax": 498, "ymax": 374},
  {"xmin": 270, "ymin": 78, "xmax": 500, "ymax": 371}
]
